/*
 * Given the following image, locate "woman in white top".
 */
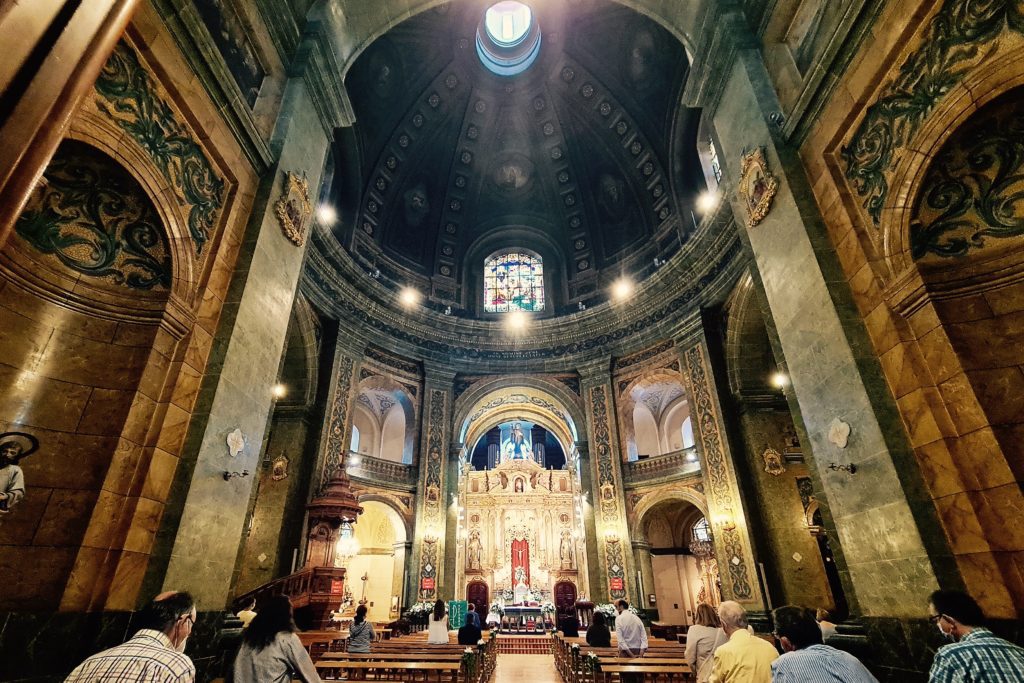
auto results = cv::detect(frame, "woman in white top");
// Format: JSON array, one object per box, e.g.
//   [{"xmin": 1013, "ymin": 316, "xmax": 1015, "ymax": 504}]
[
  {"xmin": 684, "ymin": 603, "xmax": 727, "ymax": 683},
  {"xmin": 427, "ymin": 599, "xmax": 449, "ymax": 644}
]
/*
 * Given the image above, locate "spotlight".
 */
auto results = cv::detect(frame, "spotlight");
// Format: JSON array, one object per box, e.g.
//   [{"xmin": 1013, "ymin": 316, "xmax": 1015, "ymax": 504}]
[
  {"xmin": 770, "ymin": 372, "xmax": 789, "ymax": 389},
  {"xmin": 611, "ymin": 278, "xmax": 634, "ymax": 301},
  {"xmin": 696, "ymin": 191, "xmax": 719, "ymax": 214},
  {"xmin": 506, "ymin": 310, "xmax": 527, "ymax": 330},
  {"xmin": 272, "ymin": 383, "xmax": 287, "ymax": 399},
  {"xmin": 348, "ymin": 455, "xmax": 361, "ymax": 467},
  {"xmin": 317, "ymin": 204, "xmax": 338, "ymax": 224},
  {"xmin": 399, "ymin": 287, "xmax": 421, "ymax": 307}
]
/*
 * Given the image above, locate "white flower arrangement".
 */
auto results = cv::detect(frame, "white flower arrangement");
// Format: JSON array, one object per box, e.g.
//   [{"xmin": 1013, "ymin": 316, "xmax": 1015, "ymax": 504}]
[{"xmin": 540, "ymin": 601, "xmax": 556, "ymax": 615}]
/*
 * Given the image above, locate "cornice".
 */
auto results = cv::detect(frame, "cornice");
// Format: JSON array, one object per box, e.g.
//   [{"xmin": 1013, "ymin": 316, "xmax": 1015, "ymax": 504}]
[
  {"xmin": 302, "ymin": 202, "xmax": 747, "ymax": 372},
  {"xmin": 681, "ymin": 1, "xmax": 757, "ymax": 116},
  {"xmin": 148, "ymin": 0, "xmax": 274, "ymax": 172},
  {"xmin": 291, "ymin": 19, "xmax": 355, "ymax": 133}
]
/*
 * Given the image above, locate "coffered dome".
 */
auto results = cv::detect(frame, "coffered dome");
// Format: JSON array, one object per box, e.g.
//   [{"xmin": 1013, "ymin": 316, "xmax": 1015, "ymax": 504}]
[{"xmin": 323, "ymin": 0, "xmax": 706, "ymax": 318}]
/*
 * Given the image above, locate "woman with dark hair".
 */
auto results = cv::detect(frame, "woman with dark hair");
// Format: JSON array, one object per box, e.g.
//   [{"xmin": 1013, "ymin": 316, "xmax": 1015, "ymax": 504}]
[
  {"xmin": 233, "ymin": 595, "xmax": 321, "ymax": 683},
  {"xmin": 347, "ymin": 604, "xmax": 375, "ymax": 653},
  {"xmin": 586, "ymin": 611, "xmax": 611, "ymax": 647},
  {"xmin": 427, "ymin": 599, "xmax": 449, "ymax": 644}
]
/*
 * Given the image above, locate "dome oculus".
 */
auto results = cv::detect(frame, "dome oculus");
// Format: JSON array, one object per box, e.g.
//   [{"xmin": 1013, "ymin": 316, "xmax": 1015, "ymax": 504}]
[
  {"xmin": 477, "ymin": 2, "xmax": 541, "ymax": 76},
  {"xmin": 485, "ymin": 2, "xmax": 532, "ymax": 46}
]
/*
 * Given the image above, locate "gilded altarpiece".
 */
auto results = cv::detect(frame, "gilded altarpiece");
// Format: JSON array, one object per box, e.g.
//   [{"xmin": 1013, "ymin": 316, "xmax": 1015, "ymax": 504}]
[
  {"xmin": 681, "ymin": 343, "xmax": 765, "ymax": 610},
  {"xmin": 584, "ymin": 380, "xmax": 638, "ymax": 601},
  {"xmin": 456, "ymin": 458, "xmax": 588, "ymax": 603}
]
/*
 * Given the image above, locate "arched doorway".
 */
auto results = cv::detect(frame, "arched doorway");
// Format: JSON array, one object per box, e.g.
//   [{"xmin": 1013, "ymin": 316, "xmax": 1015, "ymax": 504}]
[
  {"xmin": 467, "ymin": 580, "xmax": 489, "ymax": 616},
  {"xmin": 342, "ymin": 500, "xmax": 408, "ymax": 622},
  {"xmin": 554, "ymin": 580, "xmax": 577, "ymax": 613},
  {"xmin": 640, "ymin": 500, "xmax": 715, "ymax": 625}
]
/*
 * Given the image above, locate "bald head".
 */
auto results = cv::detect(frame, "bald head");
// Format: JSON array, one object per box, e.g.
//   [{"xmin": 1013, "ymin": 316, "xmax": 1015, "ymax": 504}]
[{"xmin": 718, "ymin": 601, "xmax": 748, "ymax": 634}]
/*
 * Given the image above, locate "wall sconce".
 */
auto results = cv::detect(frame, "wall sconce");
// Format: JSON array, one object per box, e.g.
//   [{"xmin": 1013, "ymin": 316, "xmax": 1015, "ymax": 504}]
[
  {"xmin": 444, "ymin": 306, "xmax": 452, "ymax": 315},
  {"xmin": 828, "ymin": 462, "xmax": 857, "ymax": 475},
  {"xmin": 223, "ymin": 470, "xmax": 250, "ymax": 481}
]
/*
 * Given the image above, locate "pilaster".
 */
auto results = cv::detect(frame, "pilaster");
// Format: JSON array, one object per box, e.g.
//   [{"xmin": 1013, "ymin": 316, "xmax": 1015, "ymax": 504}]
[
  {"xmin": 410, "ymin": 364, "xmax": 456, "ymax": 602},
  {"xmin": 678, "ymin": 336, "xmax": 766, "ymax": 614},
  {"xmin": 579, "ymin": 360, "xmax": 639, "ymax": 604}
]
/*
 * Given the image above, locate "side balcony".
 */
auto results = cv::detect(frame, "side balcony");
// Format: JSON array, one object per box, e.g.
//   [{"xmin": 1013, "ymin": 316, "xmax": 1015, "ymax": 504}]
[
  {"xmin": 346, "ymin": 451, "xmax": 417, "ymax": 491},
  {"xmin": 623, "ymin": 447, "xmax": 701, "ymax": 487}
]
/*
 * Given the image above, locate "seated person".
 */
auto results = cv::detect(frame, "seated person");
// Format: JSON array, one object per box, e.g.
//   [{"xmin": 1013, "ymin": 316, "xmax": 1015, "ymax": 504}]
[
  {"xmin": 559, "ymin": 613, "xmax": 580, "ymax": 637},
  {"xmin": 586, "ymin": 611, "xmax": 612, "ymax": 647},
  {"xmin": 458, "ymin": 620, "xmax": 483, "ymax": 645}
]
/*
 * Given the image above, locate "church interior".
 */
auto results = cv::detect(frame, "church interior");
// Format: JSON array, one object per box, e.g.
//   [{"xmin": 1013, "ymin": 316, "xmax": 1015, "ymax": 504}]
[{"xmin": 1, "ymin": 0, "xmax": 1023, "ymax": 681}]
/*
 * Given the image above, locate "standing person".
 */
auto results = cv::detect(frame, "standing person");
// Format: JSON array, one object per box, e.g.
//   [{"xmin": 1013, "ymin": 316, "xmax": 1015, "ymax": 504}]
[
  {"xmin": 686, "ymin": 603, "xmax": 727, "ymax": 683},
  {"xmin": 232, "ymin": 595, "xmax": 320, "ymax": 683},
  {"xmin": 586, "ymin": 611, "xmax": 612, "ymax": 647},
  {"xmin": 708, "ymin": 601, "xmax": 778, "ymax": 683},
  {"xmin": 770, "ymin": 605, "xmax": 877, "ymax": 682},
  {"xmin": 235, "ymin": 598, "xmax": 257, "ymax": 628},
  {"xmin": 65, "ymin": 592, "xmax": 196, "ymax": 683},
  {"xmin": 614, "ymin": 600, "xmax": 648, "ymax": 658},
  {"xmin": 427, "ymin": 599, "xmax": 449, "ymax": 644},
  {"xmin": 347, "ymin": 605, "xmax": 375, "ymax": 654},
  {"xmin": 928, "ymin": 589, "xmax": 1024, "ymax": 682},
  {"xmin": 466, "ymin": 603, "xmax": 482, "ymax": 629}
]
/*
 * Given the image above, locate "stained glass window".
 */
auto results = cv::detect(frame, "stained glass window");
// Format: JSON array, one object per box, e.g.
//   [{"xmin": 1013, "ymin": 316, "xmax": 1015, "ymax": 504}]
[
  {"xmin": 484, "ymin": 251, "xmax": 544, "ymax": 312},
  {"xmin": 692, "ymin": 517, "xmax": 711, "ymax": 542}
]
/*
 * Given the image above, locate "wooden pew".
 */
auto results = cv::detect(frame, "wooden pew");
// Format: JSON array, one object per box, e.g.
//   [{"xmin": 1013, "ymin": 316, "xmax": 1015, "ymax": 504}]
[
  {"xmin": 316, "ymin": 660, "xmax": 461, "ymax": 681},
  {"xmin": 596, "ymin": 665, "xmax": 690, "ymax": 682}
]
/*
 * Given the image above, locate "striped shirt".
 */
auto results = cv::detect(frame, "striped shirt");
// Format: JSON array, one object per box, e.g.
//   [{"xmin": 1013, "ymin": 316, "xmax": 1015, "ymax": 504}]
[
  {"xmin": 771, "ymin": 644, "xmax": 878, "ymax": 683},
  {"xmin": 65, "ymin": 629, "xmax": 195, "ymax": 683},
  {"xmin": 929, "ymin": 628, "xmax": 1024, "ymax": 683}
]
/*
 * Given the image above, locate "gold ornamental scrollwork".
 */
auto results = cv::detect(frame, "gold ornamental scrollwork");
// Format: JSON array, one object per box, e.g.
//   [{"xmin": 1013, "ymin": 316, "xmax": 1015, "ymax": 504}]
[
  {"xmin": 738, "ymin": 147, "xmax": 778, "ymax": 228},
  {"xmin": 273, "ymin": 171, "xmax": 312, "ymax": 247}
]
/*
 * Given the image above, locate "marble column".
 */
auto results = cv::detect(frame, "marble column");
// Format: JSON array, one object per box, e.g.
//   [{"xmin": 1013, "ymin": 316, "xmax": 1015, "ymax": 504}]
[
  {"xmin": 409, "ymin": 365, "xmax": 455, "ymax": 603},
  {"xmin": 579, "ymin": 360, "xmax": 639, "ymax": 604},
  {"xmin": 689, "ymin": 9, "xmax": 950, "ymax": 617},
  {"xmin": 677, "ymin": 331, "xmax": 767, "ymax": 616},
  {"xmin": 632, "ymin": 539, "xmax": 656, "ymax": 614},
  {"xmin": 157, "ymin": 75, "xmax": 332, "ymax": 609}
]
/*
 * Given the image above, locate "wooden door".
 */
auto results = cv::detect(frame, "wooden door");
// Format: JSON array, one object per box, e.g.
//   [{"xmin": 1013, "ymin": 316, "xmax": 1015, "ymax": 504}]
[
  {"xmin": 554, "ymin": 580, "xmax": 577, "ymax": 612},
  {"xmin": 467, "ymin": 581, "xmax": 489, "ymax": 613}
]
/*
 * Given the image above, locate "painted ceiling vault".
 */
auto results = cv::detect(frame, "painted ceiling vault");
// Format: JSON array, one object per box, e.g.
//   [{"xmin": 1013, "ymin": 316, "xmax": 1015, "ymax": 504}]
[{"xmin": 330, "ymin": 0, "xmax": 704, "ymax": 316}]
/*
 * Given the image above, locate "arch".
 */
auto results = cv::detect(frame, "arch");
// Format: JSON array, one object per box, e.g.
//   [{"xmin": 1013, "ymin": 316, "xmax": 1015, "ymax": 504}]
[
  {"xmin": 616, "ymin": 368, "xmax": 688, "ymax": 462},
  {"xmin": 882, "ymin": 43, "xmax": 1024, "ymax": 281},
  {"xmin": 322, "ymin": 0, "xmax": 700, "ymax": 83},
  {"xmin": 356, "ymin": 493, "xmax": 414, "ymax": 541},
  {"xmin": 277, "ymin": 294, "xmax": 321, "ymax": 409},
  {"xmin": 453, "ymin": 374, "xmax": 584, "ymax": 446},
  {"xmin": 723, "ymin": 273, "xmax": 775, "ymax": 399},
  {"xmin": 660, "ymin": 395, "xmax": 692, "ymax": 452},
  {"xmin": 357, "ymin": 374, "xmax": 418, "ymax": 463},
  {"xmin": 631, "ymin": 487, "xmax": 708, "ymax": 529}
]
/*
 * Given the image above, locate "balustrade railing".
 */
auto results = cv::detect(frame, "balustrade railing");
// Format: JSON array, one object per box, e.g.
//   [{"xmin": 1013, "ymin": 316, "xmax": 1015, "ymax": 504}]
[
  {"xmin": 347, "ymin": 452, "xmax": 417, "ymax": 489},
  {"xmin": 623, "ymin": 447, "xmax": 700, "ymax": 484}
]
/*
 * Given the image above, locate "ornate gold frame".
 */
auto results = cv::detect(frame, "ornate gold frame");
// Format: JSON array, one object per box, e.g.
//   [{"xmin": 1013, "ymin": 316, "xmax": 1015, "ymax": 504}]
[
  {"xmin": 273, "ymin": 171, "xmax": 312, "ymax": 246},
  {"xmin": 738, "ymin": 147, "xmax": 778, "ymax": 228}
]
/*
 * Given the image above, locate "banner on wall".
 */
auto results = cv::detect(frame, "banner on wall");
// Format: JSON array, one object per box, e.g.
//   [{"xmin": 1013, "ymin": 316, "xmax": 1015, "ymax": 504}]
[
  {"xmin": 330, "ymin": 578, "xmax": 344, "ymax": 594},
  {"xmin": 448, "ymin": 600, "xmax": 468, "ymax": 629},
  {"xmin": 609, "ymin": 577, "xmax": 624, "ymax": 592},
  {"xmin": 421, "ymin": 578, "xmax": 435, "ymax": 590}
]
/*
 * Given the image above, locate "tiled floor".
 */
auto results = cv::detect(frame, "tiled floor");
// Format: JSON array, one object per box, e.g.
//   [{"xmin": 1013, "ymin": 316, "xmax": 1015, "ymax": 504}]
[{"xmin": 493, "ymin": 653, "xmax": 561, "ymax": 682}]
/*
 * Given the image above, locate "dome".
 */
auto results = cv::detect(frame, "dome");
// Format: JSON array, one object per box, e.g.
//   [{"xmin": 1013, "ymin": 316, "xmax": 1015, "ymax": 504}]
[{"xmin": 323, "ymin": 0, "xmax": 708, "ymax": 320}]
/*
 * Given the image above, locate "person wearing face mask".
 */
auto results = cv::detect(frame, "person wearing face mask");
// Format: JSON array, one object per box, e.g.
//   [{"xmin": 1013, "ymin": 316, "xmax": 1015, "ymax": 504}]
[
  {"xmin": 65, "ymin": 592, "xmax": 196, "ymax": 682},
  {"xmin": 928, "ymin": 589, "xmax": 1024, "ymax": 682}
]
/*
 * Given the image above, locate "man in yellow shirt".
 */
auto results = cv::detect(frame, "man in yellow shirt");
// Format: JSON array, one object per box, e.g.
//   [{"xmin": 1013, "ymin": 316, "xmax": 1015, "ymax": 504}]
[{"xmin": 708, "ymin": 601, "xmax": 778, "ymax": 683}]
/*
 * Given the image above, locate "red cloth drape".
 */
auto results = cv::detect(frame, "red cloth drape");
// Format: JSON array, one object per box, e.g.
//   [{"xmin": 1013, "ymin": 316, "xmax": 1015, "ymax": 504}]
[{"xmin": 511, "ymin": 539, "xmax": 530, "ymax": 587}]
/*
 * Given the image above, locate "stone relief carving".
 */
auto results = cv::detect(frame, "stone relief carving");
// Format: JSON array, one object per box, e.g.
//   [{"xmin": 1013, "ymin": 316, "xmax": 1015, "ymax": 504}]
[
  {"xmin": 271, "ymin": 454, "xmax": 289, "ymax": 481},
  {"xmin": 403, "ymin": 181, "xmax": 430, "ymax": 228},
  {"xmin": 15, "ymin": 141, "xmax": 172, "ymax": 291},
  {"xmin": 95, "ymin": 42, "xmax": 224, "ymax": 255},
  {"xmin": 227, "ymin": 428, "xmax": 245, "ymax": 457},
  {"xmin": 738, "ymin": 148, "xmax": 778, "ymax": 228},
  {"xmin": 762, "ymin": 447, "xmax": 785, "ymax": 476},
  {"xmin": 321, "ymin": 356, "xmax": 355, "ymax": 487},
  {"xmin": 842, "ymin": 0, "xmax": 1024, "ymax": 226},
  {"xmin": 828, "ymin": 418, "xmax": 850, "ymax": 449},
  {"xmin": 273, "ymin": 171, "xmax": 312, "ymax": 247},
  {"xmin": 911, "ymin": 92, "xmax": 1024, "ymax": 258}
]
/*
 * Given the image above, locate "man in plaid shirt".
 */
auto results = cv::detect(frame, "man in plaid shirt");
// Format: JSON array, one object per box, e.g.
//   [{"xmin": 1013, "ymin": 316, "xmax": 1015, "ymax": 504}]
[
  {"xmin": 65, "ymin": 592, "xmax": 196, "ymax": 683},
  {"xmin": 928, "ymin": 590, "xmax": 1024, "ymax": 682}
]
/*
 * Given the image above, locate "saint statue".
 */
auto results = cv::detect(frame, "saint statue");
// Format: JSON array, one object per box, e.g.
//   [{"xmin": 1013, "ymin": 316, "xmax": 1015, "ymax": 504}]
[
  {"xmin": 559, "ymin": 530, "xmax": 575, "ymax": 570},
  {"xmin": 467, "ymin": 531, "xmax": 482, "ymax": 571}
]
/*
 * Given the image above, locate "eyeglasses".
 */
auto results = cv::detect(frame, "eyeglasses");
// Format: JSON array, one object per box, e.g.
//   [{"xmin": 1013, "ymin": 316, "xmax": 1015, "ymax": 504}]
[{"xmin": 928, "ymin": 614, "xmax": 943, "ymax": 625}]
